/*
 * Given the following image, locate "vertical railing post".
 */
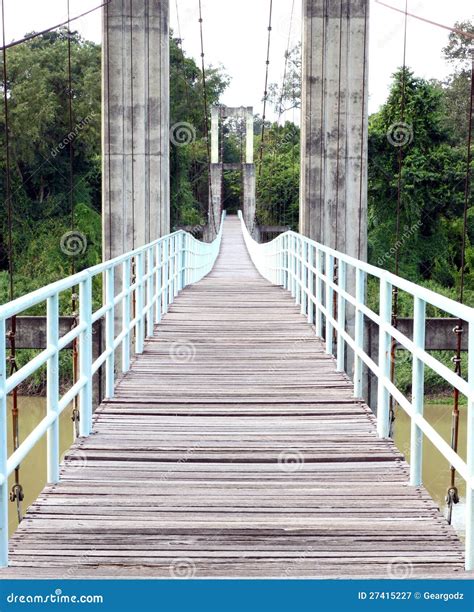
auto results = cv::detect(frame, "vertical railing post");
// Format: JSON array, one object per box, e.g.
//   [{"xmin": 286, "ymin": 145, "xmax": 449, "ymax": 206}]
[
  {"xmin": 296, "ymin": 238, "xmax": 302, "ymax": 307},
  {"xmin": 292, "ymin": 236, "xmax": 297, "ymax": 299},
  {"xmin": 325, "ymin": 253, "xmax": 334, "ymax": 355},
  {"xmin": 122, "ymin": 259, "xmax": 131, "ymax": 373},
  {"xmin": 377, "ymin": 277, "xmax": 393, "ymax": 438},
  {"xmin": 283, "ymin": 235, "xmax": 288, "ymax": 290},
  {"xmin": 410, "ymin": 296, "xmax": 426, "ymax": 487},
  {"xmin": 146, "ymin": 248, "xmax": 154, "ymax": 338},
  {"xmin": 162, "ymin": 239, "xmax": 169, "ymax": 314},
  {"xmin": 315, "ymin": 248, "xmax": 323, "ymax": 338},
  {"xmin": 79, "ymin": 275, "xmax": 93, "ymax": 437},
  {"xmin": 336, "ymin": 260, "xmax": 346, "ymax": 372},
  {"xmin": 136, "ymin": 252, "xmax": 145, "ymax": 354},
  {"xmin": 301, "ymin": 240, "xmax": 307, "ymax": 316},
  {"xmin": 105, "ymin": 267, "xmax": 115, "ymax": 398},
  {"xmin": 465, "ymin": 324, "xmax": 474, "ymax": 570},
  {"xmin": 155, "ymin": 244, "xmax": 162, "ymax": 324},
  {"xmin": 170, "ymin": 236, "xmax": 175, "ymax": 300},
  {"xmin": 288, "ymin": 236, "xmax": 293, "ymax": 297},
  {"xmin": 174, "ymin": 235, "xmax": 179, "ymax": 298},
  {"xmin": 353, "ymin": 268, "xmax": 366, "ymax": 398},
  {"xmin": 180, "ymin": 233, "xmax": 187, "ymax": 290},
  {"xmin": 308, "ymin": 244, "xmax": 315, "ymax": 325},
  {"xmin": 46, "ymin": 294, "xmax": 60, "ymax": 483},
  {"xmin": 0, "ymin": 318, "xmax": 8, "ymax": 568}
]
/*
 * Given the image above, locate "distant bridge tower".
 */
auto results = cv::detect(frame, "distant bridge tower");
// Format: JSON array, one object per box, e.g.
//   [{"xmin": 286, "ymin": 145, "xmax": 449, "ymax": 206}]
[
  {"xmin": 300, "ymin": 0, "xmax": 369, "ymax": 262},
  {"xmin": 102, "ymin": 0, "xmax": 170, "ymax": 261},
  {"xmin": 207, "ymin": 105, "xmax": 256, "ymax": 240}
]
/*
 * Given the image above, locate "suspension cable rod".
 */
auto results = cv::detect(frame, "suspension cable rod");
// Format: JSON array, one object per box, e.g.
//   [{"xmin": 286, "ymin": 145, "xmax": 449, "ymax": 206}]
[
  {"xmin": 198, "ymin": 0, "xmax": 216, "ymax": 235},
  {"xmin": 257, "ymin": 0, "xmax": 273, "ymax": 180},
  {"xmin": 0, "ymin": 1, "xmax": 112, "ymax": 51}
]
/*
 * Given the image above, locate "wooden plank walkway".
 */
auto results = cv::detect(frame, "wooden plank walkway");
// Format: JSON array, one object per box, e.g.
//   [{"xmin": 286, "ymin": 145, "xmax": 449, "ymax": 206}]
[{"xmin": 0, "ymin": 216, "xmax": 468, "ymax": 578}]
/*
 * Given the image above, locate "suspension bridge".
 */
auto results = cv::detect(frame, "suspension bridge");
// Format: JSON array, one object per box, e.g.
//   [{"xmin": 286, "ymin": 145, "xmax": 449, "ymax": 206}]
[
  {"xmin": 0, "ymin": 214, "xmax": 468, "ymax": 578},
  {"xmin": 0, "ymin": 0, "xmax": 473, "ymax": 580}
]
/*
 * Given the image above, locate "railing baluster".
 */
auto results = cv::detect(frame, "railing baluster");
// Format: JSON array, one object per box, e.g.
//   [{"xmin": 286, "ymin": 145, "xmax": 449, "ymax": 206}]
[
  {"xmin": 175, "ymin": 235, "xmax": 180, "ymax": 297},
  {"xmin": 301, "ymin": 240, "xmax": 307, "ymax": 316},
  {"xmin": 155, "ymin": 244, "xmax": 162, "ymax": 324},
  {"xmin": 105, "ymin": 267, "xmax": 115, "ymax": 397},
  {"xmin": 0, "ymin": 318, "xmax": 8, "ymax": 568},
  {"xmin": 377, "ymin": 277, "xmax": 392, "ymax": 438},
  {"xmin": 180, "ymin": 233, "xmax": 186, "ymax": 291},
  {"xmin": 122, "ymin": 259, "xmax": 131, "ymax": 373},
  {"xmin": 315, "ymin": 248, "xmax": 323, "ymax": 338},
  {"xmin": 136, "ymin": 252, "xmax": 145, "ymax": 354},
  {"xmin": 336, "ymin": 260, "xmax": 346, "ymax": 372},
  {"xmin": 307, "ymin": 244, "xmax": 315, "ymax": 325},
  {"xmin": 410, "ymin": 296, "xmax": 426, "ymax": 486},
  {"xmin": 353, "ymin": 268, "xmax": 366, "ymax": 398},
  {"xmin": 146, "ymin": 247, "xmax": 154, "ymax": 338},
  {"xmin": 163, "ymin": 239, "xmax": 169, "ymax": 314},
  {"xmin": 46, "ymin": 294, "xmax": 60, "ymax": 483},
  {"xmin": 466, "ymin": 326, "xmax": 474, "ymax": 571},
  {"xmin": 325, "ymin": 253, "xmax": 334, "ymax": 355},
  {"xmin": 79, "ymin": 275, "xmax": 93, "ymax": 437}
]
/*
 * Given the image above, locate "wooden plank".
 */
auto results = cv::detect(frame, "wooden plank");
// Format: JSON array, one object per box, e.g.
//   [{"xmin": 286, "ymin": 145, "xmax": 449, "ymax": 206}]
[{"xmin": 0, "ymin": 216, "xmax": 469, "ymax": 580}]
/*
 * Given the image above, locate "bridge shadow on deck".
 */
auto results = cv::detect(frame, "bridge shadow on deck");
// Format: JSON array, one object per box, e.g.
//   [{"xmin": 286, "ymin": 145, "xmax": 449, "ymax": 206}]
[{"xmin": 1, "ymin": 216, "xmax": 467, "ymax": 578}]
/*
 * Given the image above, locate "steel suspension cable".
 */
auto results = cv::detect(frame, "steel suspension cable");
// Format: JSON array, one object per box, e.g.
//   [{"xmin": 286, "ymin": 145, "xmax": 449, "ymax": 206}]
[
  {"xmin": 257, "ymin": 0, "xmax": 273, "ymax": 182},
  {"xmin": 446, "ymin": 51, "xmax": 474, "ymax": 525},
  {"xmin": 198, "ymin": 0, "xmax": 216, "ymax": 235},
  {"xmin": 1, "ymin": 0, "xmax": 24, "ymax": 523},
  {"xmin": 277, "ymin": 0, "xmax": 295, "ymax": 124},
  {"xmin": 388, "ymin": 0, "xmax": 409, "ymax": 438},
  {"xmin": 1, "ymin": 1, "xmax": 112, "ymax": 51},
  {"xmin": 65, "ymin": 0, "xmax": 81, "ymax": 437}
]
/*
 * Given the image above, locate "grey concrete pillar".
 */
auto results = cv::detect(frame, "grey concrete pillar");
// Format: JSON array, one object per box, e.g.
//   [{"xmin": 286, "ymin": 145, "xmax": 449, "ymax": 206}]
[
  {"xmin": 211, "ymin": 107, "xmax": 219, "ymax": 164},
  {"xmin": 206, "ymin": 163, "xmax": 222, "ymax": 241},
  {"xmin": 300, "ymin": 0, "xmax": 368, "ymax": 260},
  {"xmin": 245, "ymin": 108, "xmax": 254, "ymax": 164},
  {"xmin": 300, "ymin": 0, "xmax": 369, "ymax": 380},
  {"xmin": 102, "ymin": 0, "xmax": 170, "ymax": 261},
  {"xmin": 242, "ymin": 164, "xmax": 256, "ymax": 236}
]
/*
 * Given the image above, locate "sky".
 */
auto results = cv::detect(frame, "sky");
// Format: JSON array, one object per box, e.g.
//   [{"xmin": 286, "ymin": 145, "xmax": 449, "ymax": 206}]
[{"xmin": 1, "ymin": 0, "xmax": 473, "ymax": 120}]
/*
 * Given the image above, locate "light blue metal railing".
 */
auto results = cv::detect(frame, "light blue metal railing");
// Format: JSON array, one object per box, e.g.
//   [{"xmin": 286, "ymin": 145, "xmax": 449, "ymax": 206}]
[
  {"xmin": 239, "ymin": 210, "xmax": 474, "ymax": 571},
  {"xmin": 0, "ymin": 213, "xmax": 225, "ymax": 567}
]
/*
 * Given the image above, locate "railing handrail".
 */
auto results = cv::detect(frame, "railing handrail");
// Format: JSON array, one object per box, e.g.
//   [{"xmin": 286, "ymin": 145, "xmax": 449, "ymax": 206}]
[
  {"xmin": 238, "ymin": 210, "xmax": 474, "ymax": 571},
  {"xmin": 0, "ymin": 229, "xmax": 212, "ymax": 321},
  {"xmin": 0, "ymin": 212, "xmax": 225, "ymax": 567}
]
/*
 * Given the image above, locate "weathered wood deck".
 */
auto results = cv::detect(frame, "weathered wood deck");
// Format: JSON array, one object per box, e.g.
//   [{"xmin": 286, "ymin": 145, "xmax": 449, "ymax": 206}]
[{"xmin": 1, "ymin": 216, "xmax": 467, "ymax": 578}]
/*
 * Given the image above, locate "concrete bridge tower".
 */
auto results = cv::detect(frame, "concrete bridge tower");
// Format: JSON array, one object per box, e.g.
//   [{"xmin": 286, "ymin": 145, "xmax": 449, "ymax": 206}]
[
  {"xmin": 102, "ymin": 0, "xmax": 170, "ymax": 261},
  {"xmin": 300, "ymin": 0, "xmax": 369, "ymax": 262}
]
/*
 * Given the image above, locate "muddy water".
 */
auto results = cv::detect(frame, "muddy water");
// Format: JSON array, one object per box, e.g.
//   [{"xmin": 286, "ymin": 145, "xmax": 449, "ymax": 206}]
[
  {"xmin": 6, "ymin": 397, "xmax": 74, "ymax": 536},
  {"xmin": 394, "ymin": 402, "xmax": 467, "ymax": 538}
]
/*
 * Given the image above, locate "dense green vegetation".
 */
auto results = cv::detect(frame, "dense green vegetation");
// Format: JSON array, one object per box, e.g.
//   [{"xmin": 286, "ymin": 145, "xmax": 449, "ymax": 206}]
[{"xmin": 0, "ymin": 23, "xmax": 472, "ymax": 397}]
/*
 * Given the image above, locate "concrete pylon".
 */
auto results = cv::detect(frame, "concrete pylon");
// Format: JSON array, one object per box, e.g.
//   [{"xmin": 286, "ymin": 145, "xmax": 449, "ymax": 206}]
[
  {"xmin": 206, "ymin": 106, "xmax": 256, "ymax": 240},
  {"xmin": 102, "ymin": 0, "xmax": 170, "ymax": 261},
  {"xmin": 300, "ymin": 0, "xmax": 368, "ymax": 261}
]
